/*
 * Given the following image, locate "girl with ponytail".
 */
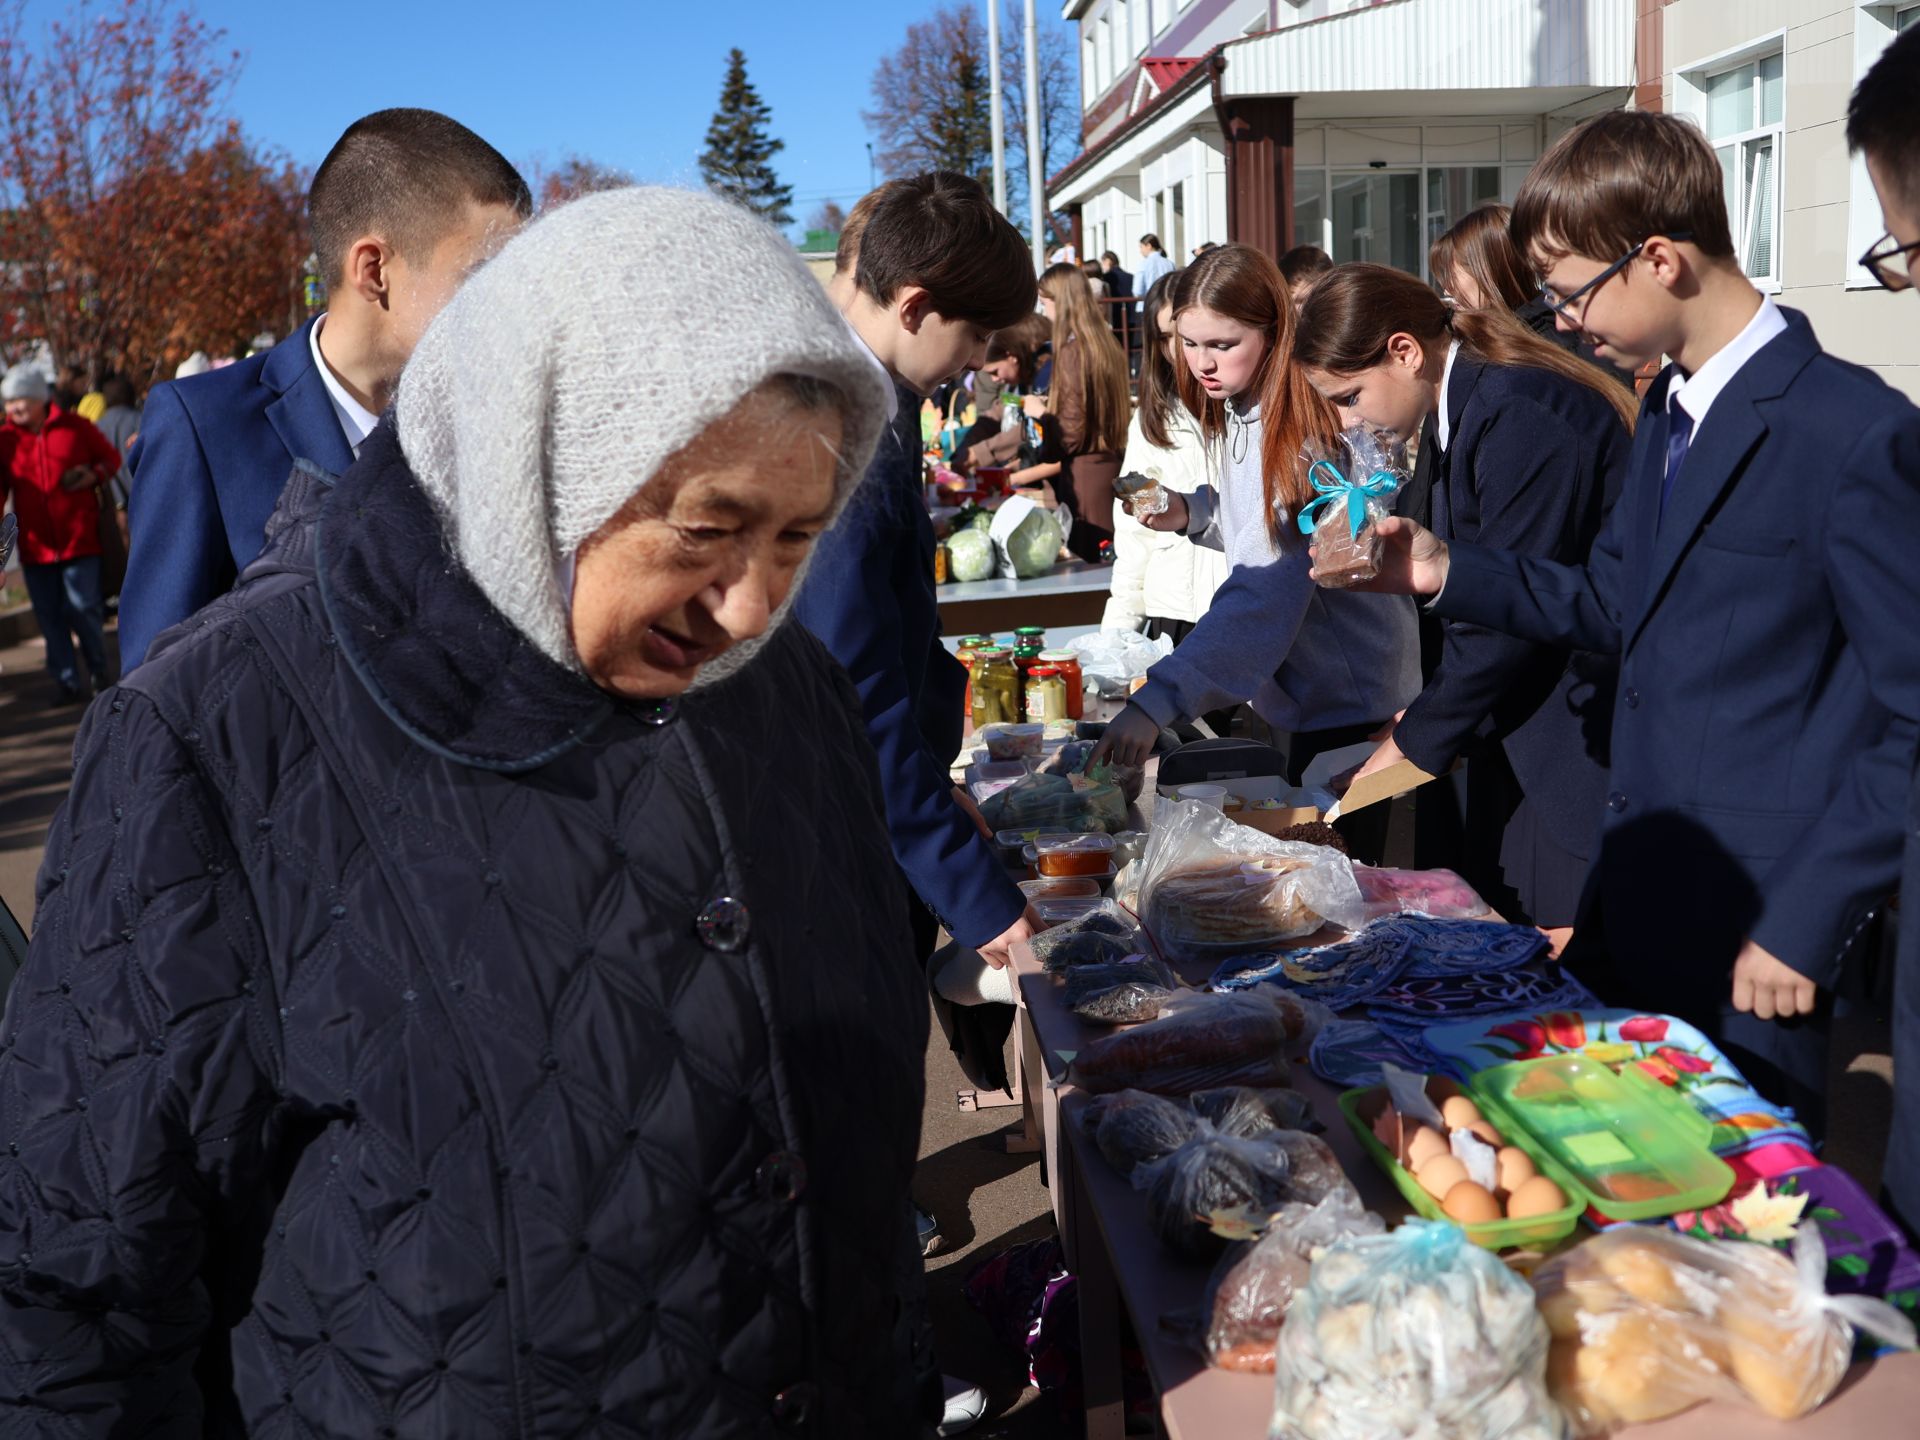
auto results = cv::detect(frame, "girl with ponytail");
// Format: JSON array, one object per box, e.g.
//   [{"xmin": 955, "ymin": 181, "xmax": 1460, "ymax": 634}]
[
  {"xmin": 1090, "ymin": 245, "xmax": 1421, "ymax": 842},
  {"xmin": 1296, "ymin": 261, "xmax": 1632, "ymax": 931}
]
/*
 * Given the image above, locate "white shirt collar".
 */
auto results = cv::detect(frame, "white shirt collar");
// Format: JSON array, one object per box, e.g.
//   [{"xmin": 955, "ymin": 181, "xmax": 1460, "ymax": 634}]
[
  {"xmin": 840, "ymin": 313, "xmax": 899, "ymax": 420},
  {"xmin": 308, "ymin": 314, "xmax": 380, "ymax": 458},
  {"xmin": 1666, "ymin": 294, "xmax": 1788, "ymax": 432},
  {"xmin": 1433, "ymin": 339, "xmax": 1463, "ymax": 452}
]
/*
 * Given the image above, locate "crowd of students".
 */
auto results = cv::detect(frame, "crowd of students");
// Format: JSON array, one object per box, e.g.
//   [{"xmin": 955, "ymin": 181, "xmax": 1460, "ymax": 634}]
[{"xmin": 0, "ymin": 28, "xmax": 1918, "ymax": 1437}]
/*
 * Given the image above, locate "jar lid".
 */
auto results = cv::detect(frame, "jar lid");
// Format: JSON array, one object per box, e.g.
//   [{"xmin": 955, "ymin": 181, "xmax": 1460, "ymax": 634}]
[
  {"xmin": 1037, "ymin": 649, "xmax": 1077, "ymax": 661},
  {"xmin": 1028, "ymin": 666, "xmax": 1061, "ymax": 678},
  {"xmin": 1014, "ymin": 626, "xmax": 1046, "ymax": 637}
]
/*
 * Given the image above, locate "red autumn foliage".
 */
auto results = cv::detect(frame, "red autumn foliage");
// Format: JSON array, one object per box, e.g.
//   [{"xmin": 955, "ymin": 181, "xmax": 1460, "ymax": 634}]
[{"xmin": 0, "ymin": 0, "xmax": 308, "ymax": 388}]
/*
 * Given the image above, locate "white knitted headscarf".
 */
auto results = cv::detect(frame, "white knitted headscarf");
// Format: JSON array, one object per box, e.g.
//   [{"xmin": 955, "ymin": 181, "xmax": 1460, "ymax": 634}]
[{"xmin": 397, "ymin": 185, "xmax": 890, "ymax": 684}]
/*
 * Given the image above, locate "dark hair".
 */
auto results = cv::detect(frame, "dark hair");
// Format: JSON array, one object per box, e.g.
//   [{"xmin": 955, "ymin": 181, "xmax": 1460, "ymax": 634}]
[
  {"xmin": 1135, "ymin": 273, "xmax": 1184, "ymax": 450},
  {"xmin": 1849, "ymin": 25, "xmax": 1920, "ymax": 212},
  {"xmin": 1100, "ymin": 250, "xmax": 1120, "ymax": 266},
  {"xmin": 1510, "ymin": 110, "xmax": 1733, "ymax": 267},
  {"xmin": 1169, "ymin": 243, "xmax": 1337, "ymax": 544},
  {"xmin": 1140, "ymin": 232, "xmax": 1163, "ymax": 252},
  {"xmin": 1278, "ymin": 245, "xmax": 1333, "ymax": 287},
  {"xmin": 309, "ymin": 108, "xmax": 531, "ymax": 286},
  {"xmin": 1295, "ymin": 262, "xmax": 1638, "ymax": 433},
  {"xmin": 1429, "ymin": 204, "xmax": 1534, "ymax": 311},
  {"xmin": 99, "ymin": 373, "xmax": 136, "ymax": 410},
  {"xmin": 1081, "ymin": 259, "xmax": 1103, "ymax": 278},
  {"xmin": 983, "ymin": 312, "xmax": 1051, "ymax": 388},
  {"xmin": 1039, "ymin": 263, "xmax": 1130, "ymax": 454},
  {"xmin": 855, "ymin": 171, "xmax": 1036, "ymax": 328},
  {"xmin": 834, "ymin": 179, "xmax": 908, "ymax": 276}
]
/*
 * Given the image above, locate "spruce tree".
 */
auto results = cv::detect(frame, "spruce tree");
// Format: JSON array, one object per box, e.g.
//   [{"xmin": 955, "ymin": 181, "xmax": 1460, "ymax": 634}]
[{"xmin": 698, "ymin": 49, "xmax": 794, "ymax": 227}]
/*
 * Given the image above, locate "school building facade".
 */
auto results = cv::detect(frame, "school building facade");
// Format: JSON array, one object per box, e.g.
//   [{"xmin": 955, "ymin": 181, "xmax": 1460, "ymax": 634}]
[{"xmin": 1051, "ymin": 0, "xmax": 1920, "ymax": 398}]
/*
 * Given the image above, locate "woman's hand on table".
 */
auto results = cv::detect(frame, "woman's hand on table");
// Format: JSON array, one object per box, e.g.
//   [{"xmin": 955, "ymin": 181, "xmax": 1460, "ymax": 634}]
[
  {"xmin": 978, "ymin": 907, "xmax": 1041, "ymax": 971},
  {"xmin": 1130, "ymin": 488, "xmax": 1187, "ymax": 533},
  {"xmin": 1310, "ymin": 515, "xmax": 1450, "ymax": 595},
  {"xmin": 1088, "ymin": 702, "xmax": 1158, "ymax": 770},
  {"xmin": 1731, "ymin": 939, "xmax": 1818, "ymax": 1020}
]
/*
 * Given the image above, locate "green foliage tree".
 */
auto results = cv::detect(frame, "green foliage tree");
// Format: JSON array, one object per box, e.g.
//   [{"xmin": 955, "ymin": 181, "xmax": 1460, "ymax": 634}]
[
  {"xmin": 697, "ymin": 48, "xmax": 793, "ymax": 227},
  {"xmin": 863, "ymin": 3, "xmax": 993, "ymax": 184}
]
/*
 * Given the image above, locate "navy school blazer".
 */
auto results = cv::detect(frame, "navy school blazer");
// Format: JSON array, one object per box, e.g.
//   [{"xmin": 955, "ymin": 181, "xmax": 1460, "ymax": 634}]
[
  {"xmin": 1436, "ymin": 310, "xmax": 1920, "ymax": 1017},
  {"xmin": 1392, "ymin": 354, "xmax": 1629, "ymax": 855},
  {"xmin": 120, "ymin": 317, "xmax": 354, "ymax": 668},
  {"xmin": 793, "ymin": 382, "xmax": 1026, "ymax": 951}
]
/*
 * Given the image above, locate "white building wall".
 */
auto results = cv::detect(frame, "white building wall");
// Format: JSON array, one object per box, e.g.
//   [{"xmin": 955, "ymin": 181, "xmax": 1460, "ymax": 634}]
[{"xmin": 1663, "ymin": 0, "xmax": 1920, "ymax": 399}]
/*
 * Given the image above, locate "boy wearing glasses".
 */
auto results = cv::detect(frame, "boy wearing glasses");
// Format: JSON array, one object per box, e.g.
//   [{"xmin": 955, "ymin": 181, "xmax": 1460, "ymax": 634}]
[
  {"xmin": 1850, "ymin": 21, "xmax": 1920, "ymax": 1236},
  {"xmin": 1337, "ymin": 109, "xmax": 1920, "ymax": 1133}
]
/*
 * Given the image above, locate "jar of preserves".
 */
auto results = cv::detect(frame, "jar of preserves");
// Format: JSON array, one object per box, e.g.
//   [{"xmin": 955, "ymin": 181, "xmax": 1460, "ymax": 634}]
[
  {"xmin": 955, "ymin": 635, "xmax": 989, "ymax": 719},
  {"xmin": 933, "ymin": 542, "xmax": 950, "ymax": 585},
  {"xmin": 1038, "ymin": 649, "xmax": 1084, "ymax": 720},
  {"xmin": 1025, "ymin": 665, "xmax": 1068, "ymax": 723},
  {"xmin": 970, "ymin": 649, "xmax": 1020, "ymax": 731},
  {"xmin": 1013, "ymin": 625, "xmax": 1047, "ymax": 649}
]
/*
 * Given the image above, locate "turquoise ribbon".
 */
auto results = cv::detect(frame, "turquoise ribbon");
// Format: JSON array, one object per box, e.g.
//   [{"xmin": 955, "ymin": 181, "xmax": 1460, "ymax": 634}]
[{"xmin": 1296, "ymin": 458, "xmax": 1400, "ymax": 539}]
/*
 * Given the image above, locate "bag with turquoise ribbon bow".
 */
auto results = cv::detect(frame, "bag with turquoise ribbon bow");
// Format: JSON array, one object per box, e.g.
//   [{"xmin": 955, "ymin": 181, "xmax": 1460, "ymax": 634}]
[{"xmin": 1294, "ymin": 426, "xmax": 1410, "ymax": 590}]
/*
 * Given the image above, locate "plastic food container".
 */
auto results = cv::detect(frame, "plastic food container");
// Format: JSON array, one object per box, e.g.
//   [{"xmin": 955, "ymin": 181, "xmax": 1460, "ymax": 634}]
[
  {"xmin": 1033, "ymin": 896, "xmax": 1106, "ymax": 927},
  {"xmin": 996, "ymin": 828, "xmax": 1076, "ymax": 867},
  {"xmin": 1034, "ymin": 833, "xmax": 1118, "ymax": 877},
  {"xmin": 1338, "ymin": 1082, "xmax": 1582, "ymax": 1251},
  {"xmin": 1019, "ymin": 876, "xmax": 1102, "ymax": 901},
  {"xmin": 1172, "ymin": 783, "xmax": 1227, "ymax": 810},
  {"xmin": 1472, "ymin": 1055, "xmax": 1736, "ymax": 1222},
  {"xmin": 1021, "ymin": 845, "xmax": 1119, "ymax": 885},
  {"xmin": 981, "ymin": 722, "xmax": 1045, "ymax": 761},
  {"xmin": 1110, "ymin": 830, "xmax": 1147, "ymax": 868}
]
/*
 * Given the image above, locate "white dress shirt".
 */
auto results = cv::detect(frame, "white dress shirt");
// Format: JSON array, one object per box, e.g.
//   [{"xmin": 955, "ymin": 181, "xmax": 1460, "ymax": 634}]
[
  {"xmin": 1665, "ymin": 293, "xmax": 1788, "ymax": 434},
  {"xmin": 308, "ymin": 314, "xmax": 380, "ymax": 458},
  {"xmin": 1433, "ymin": 339, "xmax": 1464, "ymax": 453}
]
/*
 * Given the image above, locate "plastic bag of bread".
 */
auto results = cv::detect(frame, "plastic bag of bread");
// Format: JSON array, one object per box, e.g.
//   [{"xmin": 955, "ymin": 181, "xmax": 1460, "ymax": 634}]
[
  {"xmin": 1532, "ymin": 1227, "xmax": 1916, "ymax": 1434},
  {"xmin": 1138, "ymin": 1133, "xmax": 1298, "ymax": 1262},
  {"xmin": 1271, "ymin": 1219, "xmax": 1565, "ymax": 1440},
  {"xmin": 1189, "ymin": 1085, "xmax": 1319, "ymax": 1138},
  {"xmin": 1066, "ymin": 989, "xmax": 1332, "ymax": 1096},
  {"xmin": 1139, "ymin": 797, "xmax": 1366, "ymax": 960},
  {"xmin": 1083, "ymin": 1089, "xmax": 1202, "ymax": 1177},
  {"xmin": 1202, "ymin": 1194, "xmax": 1384, "ymax": 1372}
]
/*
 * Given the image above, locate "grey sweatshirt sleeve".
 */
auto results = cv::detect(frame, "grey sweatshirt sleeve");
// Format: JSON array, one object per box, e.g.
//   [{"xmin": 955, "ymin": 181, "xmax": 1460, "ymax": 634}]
[
  {"xmin": 1181, "ymin": 483, "xmax": 1226, "ymax": 552},
  {"xmin": 1129, "ymin": 547, "xmax": 1317, "ymax": 726}
]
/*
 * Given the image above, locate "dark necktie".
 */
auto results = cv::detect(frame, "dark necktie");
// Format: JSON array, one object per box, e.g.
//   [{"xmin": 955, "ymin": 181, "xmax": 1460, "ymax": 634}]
[{"xmin": 1659, "ymin": 403, "xmax": 1694, "ymax": 524}]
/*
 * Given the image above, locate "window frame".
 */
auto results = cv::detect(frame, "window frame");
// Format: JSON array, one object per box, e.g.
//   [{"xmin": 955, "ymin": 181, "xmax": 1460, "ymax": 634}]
[{"xmin": 1675, "ymin": 33, "xmax": 1787, "ymax": 292}]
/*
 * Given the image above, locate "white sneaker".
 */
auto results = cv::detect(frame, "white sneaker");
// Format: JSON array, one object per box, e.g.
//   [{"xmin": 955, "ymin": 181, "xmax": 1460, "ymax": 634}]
[{"xmin": 937, "ymin": 1374, "xmax": 988, "ymax": 1436}]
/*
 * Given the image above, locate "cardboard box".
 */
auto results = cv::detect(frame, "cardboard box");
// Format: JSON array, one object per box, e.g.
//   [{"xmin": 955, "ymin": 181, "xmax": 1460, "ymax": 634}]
[{"xmin": 1297, "ymin": 740, "xmax": 1449, "ymax": 820}]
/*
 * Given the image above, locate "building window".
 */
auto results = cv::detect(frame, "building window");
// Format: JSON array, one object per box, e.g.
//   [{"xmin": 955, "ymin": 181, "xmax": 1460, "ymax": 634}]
[
  {"xmin": 1083, "ymin": 33, "xmax": 1097, "ymax": 108},
  {"xmin": 1130, "ymin": 0, "xmax": 1149, "ymax": 55},
  {"xmin": 1294, "ymin": 172, "xmax": 1328, "ymax": 254},
  {"xmin": 1331, "ymin": 172, "xmax": 1423, "ymax": 273},
  {"xmin": 1700, "ymin": 50, "xmax": 1784, "ymax": 285},
  {"xmin": 1425, "ymin": 166, "xmax": 1503, "ymax": 252},
  {"xmin": 1171, "ymin": 181, "xmax": 1186, "ymax": 261},
  {"xmin": 1900, "ymin": 3, "xmax": 1920, "ymax": 30},
  {"xmin": 1094, "ymin": 17, "xmax": 1111, "ymax": 94}
]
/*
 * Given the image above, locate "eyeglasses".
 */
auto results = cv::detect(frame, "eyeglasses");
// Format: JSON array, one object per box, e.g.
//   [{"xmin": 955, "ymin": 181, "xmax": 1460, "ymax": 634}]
[
  {"xmin": 1858, "ymin": 232, "xmax": 1920, "ymax": 292},
  {"xmin": 1538, "ymin": 232, "xmax": 1695, "ymax": 321}
]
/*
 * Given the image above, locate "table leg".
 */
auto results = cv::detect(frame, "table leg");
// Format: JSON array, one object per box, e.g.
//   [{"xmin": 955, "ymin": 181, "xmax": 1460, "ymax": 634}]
[
  {"xmin": 1070, "ymin": 1139, "xmax": 1126, "ymax": 1440},
  {"xmin": 1019, "ymin": 1004, "xmax": 1068, "ymax": 1241}
]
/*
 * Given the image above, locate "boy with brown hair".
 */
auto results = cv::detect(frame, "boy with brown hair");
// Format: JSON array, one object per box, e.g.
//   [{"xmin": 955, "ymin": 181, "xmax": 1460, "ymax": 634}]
[
  {"xmin": 1340, "ymin": 108, "xmax": 1920, "ymax": 1130},
  {"xmin": 1849, "ymin": 21, "xmax": 1920, "ymax": 1234}
]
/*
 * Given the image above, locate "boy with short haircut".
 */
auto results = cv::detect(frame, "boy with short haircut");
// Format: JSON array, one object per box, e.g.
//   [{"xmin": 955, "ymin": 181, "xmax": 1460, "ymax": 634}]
[
  {"xmin": 1848, "ymin": 22, "xmax": 1920, "ymax": 1235},
  {"xmin": 1345, "ymin": 109, "xmax": 1920, "ymax": 1129},
  {"xmin": 120, "ymin": 108, "xmax": 530, "ymax": 668}
]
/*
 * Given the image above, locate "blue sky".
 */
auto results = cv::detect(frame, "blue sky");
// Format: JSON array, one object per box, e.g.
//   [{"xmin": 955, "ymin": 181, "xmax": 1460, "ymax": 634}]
[{"xmin": 138, "ymin": 0, "xmax": 1077, "ymax": 234}]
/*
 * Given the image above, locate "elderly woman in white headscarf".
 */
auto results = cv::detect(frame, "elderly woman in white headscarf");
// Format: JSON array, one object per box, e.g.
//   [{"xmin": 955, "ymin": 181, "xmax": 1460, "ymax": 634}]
[{"xmin": 0, "ymin": 189, "xmax": 936, "ymax": 1437}]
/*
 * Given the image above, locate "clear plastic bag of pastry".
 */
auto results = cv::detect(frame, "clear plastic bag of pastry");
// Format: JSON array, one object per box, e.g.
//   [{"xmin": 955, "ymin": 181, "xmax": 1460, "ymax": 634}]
[
  {"xmin": 1271, "ymin": 1218, "xmax": 1565, "ymax": 1440},
  {"xmin": 1297, "ymin": 425, "xmax": 1409, "ymax": 591},
  {"xmin": 1135, "ymin": 1131, "xmax": 1301, "ymax": 1262},
  {"xmin": 1114, "ymin": 466, "xmax": 1170, "ymax": 518},
  {"xmin": 1137, "ymin": 795, "xmax": 1367, "ymax": 960},
  {"xmin": 1066, "ymin": 987, "xmax": 1331, "ymax": 1096},
  {"xmin": 1198, "ymin": 1194, "xmax": 1384, "ymax": 1372},
  {"xmin": 1532, "ymin": 1225, "xmax": 1916, "ymax": 1434}
]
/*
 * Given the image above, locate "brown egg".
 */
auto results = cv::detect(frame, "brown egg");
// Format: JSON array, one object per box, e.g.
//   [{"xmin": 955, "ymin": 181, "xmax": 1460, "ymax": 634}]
[
  {"xmin": 1495, "ymin": 1146, "xmax": 1537, "ymax": 1196},
  {"xmin": 1507, "ymin": 1174, "xmax": 1569, "ymax": 1219},
  {"xmin": 1467, "ymin": 1119, "xmax": 1506, "ymax": 1149},
  {"xmin": 1415, "ymin": 1153, "xmax": 1470, "ymax": 1201},
  {"xmin": 1405, "ymin": 1124, "xmax": 1450, "ymax": 1172},
  {"xmin": 1440, "ymin": 1095, "xmax": 1484, "ymax": 1130},
  {"xmin": 1442, "ymin": 1180, "xmax": 1502, "ymax": 1226}
]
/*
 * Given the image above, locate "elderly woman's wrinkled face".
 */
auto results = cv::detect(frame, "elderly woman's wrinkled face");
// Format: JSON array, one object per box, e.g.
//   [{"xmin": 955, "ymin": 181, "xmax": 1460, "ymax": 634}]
[{"xmin": 570, "ymin": 384, "xmax": 842, "ymax": 700}]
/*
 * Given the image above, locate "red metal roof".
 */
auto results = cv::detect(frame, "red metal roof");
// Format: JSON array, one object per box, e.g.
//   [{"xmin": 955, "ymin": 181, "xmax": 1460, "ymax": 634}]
[{"xmin": 1139, "ymin": 56, "xmax": 1201, "ymax": 94}]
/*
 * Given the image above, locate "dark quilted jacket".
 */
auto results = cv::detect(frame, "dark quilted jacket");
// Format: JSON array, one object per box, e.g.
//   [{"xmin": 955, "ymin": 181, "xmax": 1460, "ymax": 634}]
[{"xmin": 0, "ymin": 423, "xmax": 933, "ymax": 1438}]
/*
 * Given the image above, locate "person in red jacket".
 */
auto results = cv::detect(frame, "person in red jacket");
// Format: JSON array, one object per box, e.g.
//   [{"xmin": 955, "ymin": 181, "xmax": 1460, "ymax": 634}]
[{"xmin": 0, "ymin": 362, "xmax": 121, "ymax": 703}]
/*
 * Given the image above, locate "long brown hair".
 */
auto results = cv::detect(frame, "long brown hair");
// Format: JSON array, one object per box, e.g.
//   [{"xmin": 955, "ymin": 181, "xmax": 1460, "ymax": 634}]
[
  {"xmin": 1135, "ymin": 272, "xmax": 1184, "ymax": 450},
  {"xmin": 1429, "ymin": 204, "xmax": 1534, "ymax": 312},
  {"xmin": 1168, "ymin": 244, "xmax": 1336, "ymax": 545},
  {"xmin": 984, "ymin": 312, "xmax": 1051, "ymax": 389},
  {"xmin": 1295, "ymin": 262, "xmax": 1638, "ymax": 433},
  {"xmin": 1039, "ymin": 262, "xmax": 1130, "ymax": 454}
]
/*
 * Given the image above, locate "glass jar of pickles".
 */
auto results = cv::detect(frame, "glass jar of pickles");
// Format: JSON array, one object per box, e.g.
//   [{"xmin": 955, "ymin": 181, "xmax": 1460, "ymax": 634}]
[
  {"xmin": 955, "ymin": 635, "xmax": 990, "ymax": 721},
  {"xmin": 1025, "ymin": 665, "xmax": 1068, "ymax": 722},
  {"xmin": 970, "ymin": 648, "xmax": 1020, "ymax": 730},
  {"xmin": 1037, "ymin": 649, "xmax": 1084, "ymax": 720},
  {"xmin": 1012, "ymin": 641, "xmax": 1045, "ymax": 715}
]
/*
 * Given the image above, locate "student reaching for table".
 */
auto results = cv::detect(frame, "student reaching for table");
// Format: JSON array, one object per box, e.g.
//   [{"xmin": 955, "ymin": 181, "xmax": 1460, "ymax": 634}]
[{"xmin": 1293, "ymin": 262, "xmax": 1635, "ymax": 934}]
